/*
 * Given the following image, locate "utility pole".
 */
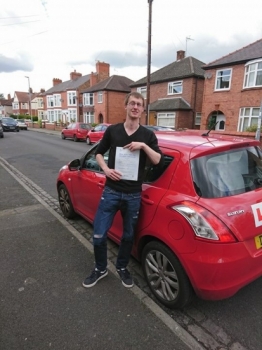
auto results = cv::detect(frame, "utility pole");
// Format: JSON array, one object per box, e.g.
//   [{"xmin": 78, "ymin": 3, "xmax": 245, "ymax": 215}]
[
  {"xmin": 255, "ymin": 100, "xmax": 262, "ymax": 140},
  {"xmin": 25, "ymin": 76, "xmax": 33, "ymax": 128},
  {"xmin": 146, "ymin": 0, "xmax": 153, "ymax": 125}
]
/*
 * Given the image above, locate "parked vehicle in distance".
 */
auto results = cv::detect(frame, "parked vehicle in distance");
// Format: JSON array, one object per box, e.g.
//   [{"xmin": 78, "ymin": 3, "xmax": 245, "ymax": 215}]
[
  {"xmin": 56, "ymin": 130, "xmax": 262, "ymax": 309},
  {"xmin": 143, "ymin": 125, "xmax": 175, "ymax": 131},
  {"xmin": 0, "ymin": 124, "xmax": 4, "ymax": 138},
  {"xmin": 16, "ymin": 119, "xmax": 28, "ymax": 130},
  {"xmin": 0, "ymin": 117, "xmax": 19, "ymax": 132},
  {"xmin": 86, "ymin": 123, "xmax": 111, "ymax": 145},
  {"xmin": 61, "ymin": 122, "xmax": 92, "ymax": 142}
]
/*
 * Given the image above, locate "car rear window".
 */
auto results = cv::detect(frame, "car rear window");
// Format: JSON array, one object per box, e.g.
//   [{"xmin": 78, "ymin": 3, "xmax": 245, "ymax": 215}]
[
  {"xmin": 191, "ymin": 146, "xmax": 262, "ymax": 198},
  {"xmin": 79, "ymin": 123, "xmax": 91, "ymax": 130}
]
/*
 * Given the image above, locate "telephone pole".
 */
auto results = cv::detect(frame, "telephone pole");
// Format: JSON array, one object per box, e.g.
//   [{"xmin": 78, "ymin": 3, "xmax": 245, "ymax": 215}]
[{"xmin": 146, "ymin": 0, "xmax": 153, "ymax": 125}]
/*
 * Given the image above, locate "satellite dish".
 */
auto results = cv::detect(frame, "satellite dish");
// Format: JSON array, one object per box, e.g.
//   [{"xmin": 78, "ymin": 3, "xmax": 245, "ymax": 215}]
[{"xmin": 204, "ymin": 72, "xmax": 212, "ymax": 79}]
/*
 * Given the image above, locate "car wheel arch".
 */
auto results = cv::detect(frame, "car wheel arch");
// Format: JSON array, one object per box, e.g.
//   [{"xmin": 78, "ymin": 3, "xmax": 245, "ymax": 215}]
[{"xmin": 140, "ymin": 238, "xmax": 194, "ymax": 308}]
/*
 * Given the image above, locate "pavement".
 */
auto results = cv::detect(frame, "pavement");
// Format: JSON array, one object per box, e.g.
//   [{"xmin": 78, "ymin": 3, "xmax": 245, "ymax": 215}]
[{"xmin": 0, "ymin": 136, "xmax": 204, "ymax": 350}]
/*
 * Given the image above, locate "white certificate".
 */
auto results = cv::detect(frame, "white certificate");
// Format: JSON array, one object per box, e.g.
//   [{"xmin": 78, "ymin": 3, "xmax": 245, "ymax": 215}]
[{"xmin": 115, "ymin": 147, "xmax": 140, "ymax": 180}]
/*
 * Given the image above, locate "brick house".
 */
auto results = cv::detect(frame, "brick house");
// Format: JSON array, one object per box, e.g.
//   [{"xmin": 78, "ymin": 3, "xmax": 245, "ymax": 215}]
[
  {"xmin": 0, "ymin": 94, "xmax": 13, "ymax": 117},
  {"xmin": 201, "ymin": 38, "xmax": 262, "ymax": 132},
  {"xmin": 12, "ymin": 90, "xmax": 39, "ymax": 117},
  {"xmin": 43, "ymin": 61, "xmax": 110, "ymax": 124},
  {"xmin": 130, "ymin": 50, "xmax": 206, "ymax": 129},
  {"xmin": 81, "ymin": 75, "xmax": 134, "ymax": 124}
]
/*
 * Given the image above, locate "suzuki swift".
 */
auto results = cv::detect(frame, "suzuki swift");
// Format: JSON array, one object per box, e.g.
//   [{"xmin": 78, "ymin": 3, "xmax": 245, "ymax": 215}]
[{"xmin": 56, "ymin": 130, "xmax": 262, "ymax": 309}]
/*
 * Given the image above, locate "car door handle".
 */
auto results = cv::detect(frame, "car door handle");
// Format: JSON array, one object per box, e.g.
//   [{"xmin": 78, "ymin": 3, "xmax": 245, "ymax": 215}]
[{"xmin": 141, "ymin": 196, "xmax": 154, "ymax": 205}]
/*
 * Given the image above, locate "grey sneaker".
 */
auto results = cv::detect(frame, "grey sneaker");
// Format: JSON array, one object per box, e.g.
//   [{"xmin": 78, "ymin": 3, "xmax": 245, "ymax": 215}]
[
  {"xmin": 82, "ymin": 268, "xmax": 108, "ymax": 288},
  {"xmin": 117, "ymin": 268, "xmax": 134, "ymax": 288}
]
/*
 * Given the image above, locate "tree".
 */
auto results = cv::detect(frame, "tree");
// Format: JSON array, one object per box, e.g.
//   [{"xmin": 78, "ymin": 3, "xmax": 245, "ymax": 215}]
[{"xmin": 0, "ymin": 93, "xmax": 5, "ymax": 99}]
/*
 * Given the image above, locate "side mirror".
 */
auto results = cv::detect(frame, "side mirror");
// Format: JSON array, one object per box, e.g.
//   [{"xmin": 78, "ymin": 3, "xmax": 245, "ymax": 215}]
[{"xmin": 68, "ymin": 159, "xmax": 80, "ymax": 170}]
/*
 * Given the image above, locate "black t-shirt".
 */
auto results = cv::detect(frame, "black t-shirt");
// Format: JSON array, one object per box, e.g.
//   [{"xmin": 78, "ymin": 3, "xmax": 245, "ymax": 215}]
[{"xmin": 95, "ymin": 123, "xmax": 162, "ymax": 193}]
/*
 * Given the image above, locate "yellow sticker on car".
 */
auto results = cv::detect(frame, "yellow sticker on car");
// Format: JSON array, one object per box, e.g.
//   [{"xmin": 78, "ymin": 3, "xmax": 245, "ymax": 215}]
[{"xmin": 254, "ymin": 234, "xmax": 262, "ymax": 249}]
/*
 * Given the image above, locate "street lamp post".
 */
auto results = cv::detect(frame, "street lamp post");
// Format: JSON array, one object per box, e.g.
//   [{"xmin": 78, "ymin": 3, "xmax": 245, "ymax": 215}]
[
  {"xmin": 146, "ymin": 0, "xmax": 153, "ymax": 125},
  {"xmin": 25, "ymin": 76, "xmax": 33, "ymax": 128}
]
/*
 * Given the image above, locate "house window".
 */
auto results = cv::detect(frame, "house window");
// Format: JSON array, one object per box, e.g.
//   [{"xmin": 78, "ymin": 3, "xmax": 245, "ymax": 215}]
[
  {"xmin": 168, "ymin": 81, "xmax": 183, "ymax": 95},
  {"xmin": 97, "ymin": 91, "xmax": 103, "ymax": 103},
  {"xmin": 157, "ymin": 113, "xmax": 175, "ymax": 127},
  {"xmin": 12, "ymin": 103, "xmax": 19, "ymax": 109},
  {"xmin": 53, "ymin": 94, "xmax": 61, "ymax": 107},
  {"xmin": 137, "ymin": 87, "xmax": 147, "ymax": 99},
  {"xmin": 244, "ymin": 59, "xmax": 262, "ymax": 88},
  {"xmin": 238, "ymin": 107, "xmax": 260, "ymax": 131},
  {"xmin": 68, "ymin": 92, "xmax": 77, "ymax": 105},
  {"xmin": 84, "ymin": 112, "xmax": 94, "ymax": 123},
  {"xmin": 68, "ymin": 108, "xmax": 77, "ymax": 122},
  {"xmin": 83, "ymin": 93, "xmax": 94, "ymax": 106},
  {"xmin": 195, "ymin": 112, "xmax": 201, "ymax": 125},
  {"xmin": 215, "ymin": 69, "xmax": 232, "ymax": 90},
  {"xmin": 47, "ymin": 96, "xmax": 54, "ymax": 107}
]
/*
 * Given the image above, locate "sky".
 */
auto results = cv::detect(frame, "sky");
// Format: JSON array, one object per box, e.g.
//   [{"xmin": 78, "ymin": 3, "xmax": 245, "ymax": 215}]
[{"xmin": 1, "ymin": 0, "xmax": 262, "ymax": 97}]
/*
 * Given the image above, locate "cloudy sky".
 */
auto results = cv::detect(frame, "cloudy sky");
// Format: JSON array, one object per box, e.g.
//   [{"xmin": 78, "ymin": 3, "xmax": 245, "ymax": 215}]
[{"xmin": 1, "ymin": 0, "xmax": 262, "ymax": 97}]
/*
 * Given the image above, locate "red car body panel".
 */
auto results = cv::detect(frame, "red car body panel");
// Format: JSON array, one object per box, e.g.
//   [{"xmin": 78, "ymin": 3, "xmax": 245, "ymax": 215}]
[
  {"xmin": 57, "ymin": 130, "xmax": 262, "ymax": 301},
  {"xmin": 61, "ymin": 122, "xmax": 91, "ymax": 141}
]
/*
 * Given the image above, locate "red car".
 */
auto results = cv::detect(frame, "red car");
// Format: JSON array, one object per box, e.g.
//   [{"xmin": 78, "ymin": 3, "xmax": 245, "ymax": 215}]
[
  {"xmin": 57, "ymin": 130, "xmax": 262, "ymax": 309},
  {"xmin": 61, "ymin": 122, "xmax": 92, "ymax": 142},
  {"xmin": 86, "ymin": 123, "xmax": 111, "ymax": 145}
]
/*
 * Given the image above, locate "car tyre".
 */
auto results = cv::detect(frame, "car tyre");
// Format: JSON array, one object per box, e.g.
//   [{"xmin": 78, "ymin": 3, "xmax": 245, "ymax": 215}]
[
  {"xmin": 142, "ymin": 241, "xmax": 193, "ymax": 309},
  {"xmin": 61, "ymin": 133, "xmax": 65, "ymax": 140},
  {"xmin": 86, "ymin": 136, "xmax": 91, "ymax": 145},
  {"xmin": 58, "ymin": 184, "xmax": 76, "ymax": 219},
  {"xmin": 73, "ymin": 135, "xmax": 78, "ymax": 142}
]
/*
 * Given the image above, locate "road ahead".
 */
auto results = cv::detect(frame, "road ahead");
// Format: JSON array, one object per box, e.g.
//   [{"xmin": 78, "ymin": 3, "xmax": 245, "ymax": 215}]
[{"xmin": 1, "ymin": 129, "xmax": 261, "ymax": 350}]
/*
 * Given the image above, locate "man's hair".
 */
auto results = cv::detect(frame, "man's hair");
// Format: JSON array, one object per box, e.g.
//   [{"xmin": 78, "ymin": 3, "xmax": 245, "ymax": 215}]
[{"xmin": 124, "ymin": 92, "xmax": 145, "ymax": 107}]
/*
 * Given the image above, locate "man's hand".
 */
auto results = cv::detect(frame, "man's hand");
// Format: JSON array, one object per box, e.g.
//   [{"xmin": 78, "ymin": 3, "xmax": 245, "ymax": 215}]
[
  {"xmin": 104, "ymin": 168, "xmax": 122, "ymax": 181},
  {"xmin": 123, "ymin": 142, "xmax": 144, "ymax": 151}
]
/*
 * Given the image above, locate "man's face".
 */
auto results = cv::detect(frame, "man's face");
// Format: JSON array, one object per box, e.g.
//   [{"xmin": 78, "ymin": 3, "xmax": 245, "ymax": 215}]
[{"xmin": 126, "ymin": 97, "xmax": 144, "ymax": 120}]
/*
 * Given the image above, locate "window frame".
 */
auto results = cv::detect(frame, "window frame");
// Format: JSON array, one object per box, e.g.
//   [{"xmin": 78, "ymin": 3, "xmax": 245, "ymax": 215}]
[
  {"xmin": 244, "ymin": 59, "xmax": 262, "ymax": 88},
  {"xmin": 215, "ymin": 68, "xmax": 232, "ymax": 91},
  {"xmin": 137, "ymin": 87, "xmax": 147, "ymax": 99},
  {"xmin": 168, "ymin": 81, "xmax": 183, "ymax": 95}
]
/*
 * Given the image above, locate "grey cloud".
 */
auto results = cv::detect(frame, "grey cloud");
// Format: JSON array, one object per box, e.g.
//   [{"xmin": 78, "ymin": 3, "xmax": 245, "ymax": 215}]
[
  {"xmin": 68, "ymin": 33, "xmax": 262, "ymax": 73},
  {"xmin": 0, "ymin": 53, "xmax": 33, "ymax": 73}
]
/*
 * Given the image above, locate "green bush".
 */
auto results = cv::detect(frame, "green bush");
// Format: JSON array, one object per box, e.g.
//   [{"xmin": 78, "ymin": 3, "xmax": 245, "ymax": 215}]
[{"xmin": 245, "ymin": 125, "xmax": 262, "ymax": 132}]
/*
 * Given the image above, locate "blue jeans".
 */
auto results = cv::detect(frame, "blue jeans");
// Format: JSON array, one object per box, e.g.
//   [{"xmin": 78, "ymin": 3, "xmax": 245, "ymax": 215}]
[{"xmin": 93, "ymin": 186, "xmax": 141, "ymax": 271}]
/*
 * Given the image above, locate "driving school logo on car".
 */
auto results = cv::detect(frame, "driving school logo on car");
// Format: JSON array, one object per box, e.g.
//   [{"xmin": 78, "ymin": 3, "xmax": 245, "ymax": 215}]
[{"xmin": 251, "ymin": 202, "xmax": 262, "ymax": 227}]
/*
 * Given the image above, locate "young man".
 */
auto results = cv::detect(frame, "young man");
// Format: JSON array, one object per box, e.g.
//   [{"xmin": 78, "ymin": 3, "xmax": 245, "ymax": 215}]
[{"xmin": 82, "ymin": 92, "xmax": 162, "ymax": 288}]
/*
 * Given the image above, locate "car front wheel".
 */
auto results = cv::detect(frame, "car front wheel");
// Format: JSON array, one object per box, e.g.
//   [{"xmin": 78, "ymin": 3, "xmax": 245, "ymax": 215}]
[
  {"xmin": 73, "ymin": 135, "xmax": 78, "ymax": 142},
  {"xmin": 58, "ymin": 184, "xmax": 76, "ymax": 219},
  {"xmin": 141, "ymin": 241, "xmax": 193, "ymax": 309},
  {"xmin": 61, "ymin": 133, "xmax": 65, "ymax": 139},
  {"xmin": 86, "ymin": 136, "xmax": 91, "ymax": 145}
]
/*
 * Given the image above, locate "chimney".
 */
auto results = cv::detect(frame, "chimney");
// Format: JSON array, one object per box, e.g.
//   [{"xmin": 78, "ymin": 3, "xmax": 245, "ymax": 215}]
[
  {"xmin": 96, "ymin": 61, "xmax": 110, "ymax": 82},
  {"xmin": 70, "ymin": 70, "xmax": 82, "ymax": 80},
  {"xmin": 8, "ymin": 94, "xmax": 11, "ymax": 99},
  {"xmin": 90, "ymin": 72, "xmax": 98, "ymax": 87},
  {"xmin": 40, "ymin": 88, "xmax": 45, "ymax": 93},
  {"xmin": 53, "ymin": 78, "xmax": 62, "ymax": 86},
  {"xmin": 177, "ymin": 50, "xmax": 185, "ymax": 61}
]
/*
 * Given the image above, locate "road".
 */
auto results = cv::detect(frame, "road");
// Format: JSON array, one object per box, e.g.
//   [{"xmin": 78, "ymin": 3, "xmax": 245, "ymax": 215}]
[{"xmin": 1, "ymin": 129, "xmax": 262, "ymax": 350}]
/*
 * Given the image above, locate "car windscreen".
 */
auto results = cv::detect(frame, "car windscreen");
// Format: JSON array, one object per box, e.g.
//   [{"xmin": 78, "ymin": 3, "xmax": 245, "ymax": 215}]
[{"xmin": 191, "ymin": 146, "xmax": 262, "ymax": 198}]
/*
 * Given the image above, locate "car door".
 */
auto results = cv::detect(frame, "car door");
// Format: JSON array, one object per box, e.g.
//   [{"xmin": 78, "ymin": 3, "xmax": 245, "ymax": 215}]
[
  {"xmin": 70, "ymin": 147, "xmax": 107, "ymax": 221},
  {"xmin": 64, "ymin": 123, "xmax": 72, "ymax": 138},
  {"xmin": 90, "ymin": 125, "xmax": 102, "ymax": 143}
]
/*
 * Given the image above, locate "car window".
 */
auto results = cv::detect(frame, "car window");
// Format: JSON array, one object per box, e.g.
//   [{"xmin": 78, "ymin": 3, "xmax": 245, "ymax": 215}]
[
  {"xmin": 82, "ymin": 147, "xmax": 109, "ymax": 172},
  {"xmin": 80, "ymin": 123, "xmax": 90, "ymax": 130},
  {"xmin": 191, "ymin": 146, "xmax": 262, "ymax": 198},
  {"xmin": 143, "ymin": 155, "xmax": 173, "ymax": 183}
]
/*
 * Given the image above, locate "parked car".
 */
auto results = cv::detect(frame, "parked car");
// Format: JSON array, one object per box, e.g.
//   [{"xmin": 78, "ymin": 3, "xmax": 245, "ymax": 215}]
[
  {"xmin": 0, "ymin": 124, "xmax": 4, "ymax": 138},
  {"xmin": 16, "ymin": 119, "xmax": 28, "ymax": 130},
  {"xmin": 86, "ymin": 123, "xmax": 111, "ymax": 145},
  {"xmin": 61, "ymin": 122, "xmax": 92, "ymax": 142},
  {"xmin": 0, "ymin": 117, "xmax": 19, "ymax": 132},
  {"xmin": 56, "ymin": 130, "xmax": 262, "ymax": 309},
  {"xmin": 143, "ymin": 125, "xmax": 174, "ymax": 131}
]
